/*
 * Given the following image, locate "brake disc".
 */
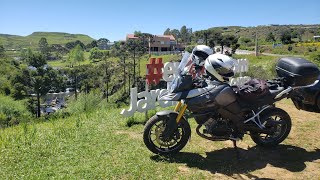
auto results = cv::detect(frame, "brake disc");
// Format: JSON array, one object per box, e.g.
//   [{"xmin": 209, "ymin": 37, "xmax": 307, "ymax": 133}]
[{"xmin": 154, "ymin": 123, "xmax": 177, "ymax": 147}]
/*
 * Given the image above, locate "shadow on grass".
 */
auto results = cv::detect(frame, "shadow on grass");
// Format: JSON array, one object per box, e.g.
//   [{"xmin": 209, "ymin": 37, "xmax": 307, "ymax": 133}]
[{"xmin": 151, "ymin": 145, "xmax": 320, "ymax": 177}]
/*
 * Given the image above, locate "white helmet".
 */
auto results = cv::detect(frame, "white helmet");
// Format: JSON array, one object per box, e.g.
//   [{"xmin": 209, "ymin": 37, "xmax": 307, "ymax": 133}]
[
  {"xmin": 191, "ymin": 45, "xmax": 214, "ymax": 66},
  {"xmin": 204, "ymin": 54, "xmax": 235, "ymax": 82}
]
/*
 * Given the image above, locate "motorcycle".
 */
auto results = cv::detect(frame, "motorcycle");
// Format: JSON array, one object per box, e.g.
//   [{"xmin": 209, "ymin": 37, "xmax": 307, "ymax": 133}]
[{"xmin": 143, "ymin": 54, "xmax": 320, "ymax": 155}]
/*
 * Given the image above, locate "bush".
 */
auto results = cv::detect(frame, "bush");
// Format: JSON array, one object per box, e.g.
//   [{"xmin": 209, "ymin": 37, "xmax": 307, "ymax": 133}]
[
  {"xmin": 185, "ymin": 45, "xmax": 195, "ymax": 53},
  {"xmin": 309, "ymin": 51, "xmax": 320, "ymax": 66},
  {"xmin": 0, "ymin": 95, "xmax": 31, "ymax": 128}
]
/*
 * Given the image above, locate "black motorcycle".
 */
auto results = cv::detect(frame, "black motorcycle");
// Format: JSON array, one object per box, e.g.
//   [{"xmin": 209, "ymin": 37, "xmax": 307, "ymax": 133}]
[{"xmin": 143, "ymin": 56, "xmax": 320, "ymax": 155}]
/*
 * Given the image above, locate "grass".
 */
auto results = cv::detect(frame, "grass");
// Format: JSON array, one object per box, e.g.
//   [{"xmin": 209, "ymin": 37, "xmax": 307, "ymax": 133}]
[
  {"xmin": 47, "ymin": 52, "xmax": 92, "ymax": 67},
  {"xmin": 0, "ymin": 107, "xmax": 204, "ymax": 179},
  {"xmin": 0, "ymin": 100, "xmax": 320, "ymax": 179}
]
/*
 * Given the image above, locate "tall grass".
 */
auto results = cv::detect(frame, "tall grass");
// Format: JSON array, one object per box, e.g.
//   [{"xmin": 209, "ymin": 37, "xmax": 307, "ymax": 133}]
[
  {"xmin": 66, "ymin": 91, "xmax": 103, "ymax": 115},
  {"xmin": 234, "ymin": 54, "xmax": 278, "ymax": 80}
]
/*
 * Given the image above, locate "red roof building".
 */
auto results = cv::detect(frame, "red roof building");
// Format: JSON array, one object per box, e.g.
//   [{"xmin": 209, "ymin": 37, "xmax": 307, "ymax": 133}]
[{"xmin": 126, "ymin": 34, "xmax": 182, "ymax": 52}]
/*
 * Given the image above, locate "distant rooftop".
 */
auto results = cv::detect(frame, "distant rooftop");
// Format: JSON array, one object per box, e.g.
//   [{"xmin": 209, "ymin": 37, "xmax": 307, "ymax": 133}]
[
  {"xmin": 126, "ymin": 34, "xmax": 176, "ymax": 41},
  {"xmin": 127, "ymin": 34, "xmax": 139, "ymax": 39},
  {"xmin": 156, "ymin": 35, "xmax": 175, "ymax": 41}
]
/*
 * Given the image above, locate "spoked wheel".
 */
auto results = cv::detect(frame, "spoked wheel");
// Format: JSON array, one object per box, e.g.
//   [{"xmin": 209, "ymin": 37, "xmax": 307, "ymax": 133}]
[
  {"xmin": 250, "ymin": 108, "xmax": 292, "ymax": 147},
  {"xmin": 143, "ymin": 115, "xmax": 191, "ymax": 155}
]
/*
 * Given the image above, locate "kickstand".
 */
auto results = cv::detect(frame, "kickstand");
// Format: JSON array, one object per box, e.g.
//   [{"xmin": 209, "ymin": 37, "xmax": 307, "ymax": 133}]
[{"xmin": 232, "ymin": 140, "xmax": 240, "ymax": 160}]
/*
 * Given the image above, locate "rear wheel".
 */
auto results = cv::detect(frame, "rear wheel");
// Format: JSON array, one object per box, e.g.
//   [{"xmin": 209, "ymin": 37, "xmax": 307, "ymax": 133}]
[
  {"xmin": 143, "ymin": 115, "xmax": 191, "ymax": 155},
  {"xmin": 250, "ymin": 108, "xmax": 291, "ymax": 147}
]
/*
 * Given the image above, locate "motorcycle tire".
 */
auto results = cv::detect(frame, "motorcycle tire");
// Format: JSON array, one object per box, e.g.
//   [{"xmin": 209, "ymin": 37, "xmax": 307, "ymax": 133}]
[
  {"xmin": 250, "ymin": 108, "xmax": 292, "ymax": 147},
  {"xmin": 143, "ymin": 114, "xmax": 191, "ymax": 155}
]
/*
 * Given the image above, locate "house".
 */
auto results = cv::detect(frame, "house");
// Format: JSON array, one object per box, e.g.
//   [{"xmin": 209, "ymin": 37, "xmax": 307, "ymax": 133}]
[
  {"xmin": 126, "ymin": 34, "xmax": 181, "ymax": 52},
  {"xmin": 313, "ymin": 36, "xmax": 320, "ymax": 42}
]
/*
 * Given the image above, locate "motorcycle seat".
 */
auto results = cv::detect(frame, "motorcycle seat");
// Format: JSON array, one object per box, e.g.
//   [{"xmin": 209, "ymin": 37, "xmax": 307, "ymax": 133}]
[{"xmin": 159, "ymin": 83, "xmax": 219, "ymax": 101}]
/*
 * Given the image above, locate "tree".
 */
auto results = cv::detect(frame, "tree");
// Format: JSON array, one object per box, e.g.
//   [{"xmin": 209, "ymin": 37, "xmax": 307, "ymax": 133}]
[
  {"xmin": 111, "ymin": 41, "xmax": 129, "ymax": 92},
  {"xmin": 101, "ymin": 52, "xmax": 112, "ymax": 101},
  {"xmin": 134, "ymin": 31, "xmax": 143, "ymax": 37},
  {"xmin": 180, "ymin": 25, "xmax": 188, "ymax": 43},
  {"xmin": 65, "ymin": 40, "xmax": 85, "ymax": 50},
  {"xmin": 238, "ymin": 37, "xmax": 252, "ymax": 46},
  {"xmin": 195, "ymin": 30, "xmax": 211, "ymax": 46},
  {"xmin": 0, "ymin": 45, "xmax": 5, "ymax": 57},
  {"xmin": 132, "ymin": 32, "xmax": 154, "ymax": 55},
  {"xmin": 164, "ymin": 28, "xmax": 171, "ymax": 35},
  {"xmin": 38, "ymin": 37, "xmax": 50, "ymax": 59},
  {"xmin": 170, "ymin": 29, "xmax": 180, "ymax": 40},
  {"xmin": 291, "ymin": 30, "xmax": 298, "ymax": 38},
  {"xmin": 67, "ymin": 44, "xmax": 85, "ymax": 67},
  {"xmin": 12, "ymin": 52, "xmax": 63, "ymax": 117},
  {"xmin": 20, "ymin": 48, "xmax": 34, "ymax": 62},
  {"xmin": 225, "ymin": 35, "xmax": 240, "ymax": 53},
  {"xmin": 75, "ymin": 65, "xmax": 101, "ymax": 94},
  {"xmin": 11, "ymin": 69, "xmax": 32, "ymax": 100},
  {"xmin": 86, "ymin": 40, "xmax": 98, "ymax": 49},
  {"xmin": 195, "ymin": 29, "xmax": 223, "ymax": 48},
  {"xmin": 67, "ymin": 44, "xmax": 85, "ymax": 99},
  {"xmin": 280, "ymin": 30, "xmax": 292, "ymax": 44},
  {"xmin": 125, "ymin": 39, "xmax": 147, "ymax": 87},
  {"xmin": 218, "ymin": 34, "xmax": 239, "ymax": 54},
  {"xmin": 89, "ymin": 47, "xmax": 104, "ymax": 61},
  {"xmin": 265, "ymin": 32, "xmax": 276, "ymax": 42},
  {"xmin": 297, "ymin": 29, "xmax": 305, "ymax": 42},
  {"xmin": 27, "ymin": 53, "xmax": 47, "ymax": 68},
  {"xmin": 97, "ymin": 38, "xmax": 110, "ymax": 50}
]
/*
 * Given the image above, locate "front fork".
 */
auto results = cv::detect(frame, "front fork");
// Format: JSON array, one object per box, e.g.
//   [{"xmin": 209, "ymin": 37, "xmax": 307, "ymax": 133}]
[{"xmin": 174, "ymin": 101, "xmax": 188, "ymax": 123}]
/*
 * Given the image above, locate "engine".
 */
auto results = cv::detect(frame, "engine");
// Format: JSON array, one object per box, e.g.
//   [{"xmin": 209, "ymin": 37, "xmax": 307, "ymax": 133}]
[{"xmin": 203, "ymin": 118, "xmax": 232, "ymax": 136}]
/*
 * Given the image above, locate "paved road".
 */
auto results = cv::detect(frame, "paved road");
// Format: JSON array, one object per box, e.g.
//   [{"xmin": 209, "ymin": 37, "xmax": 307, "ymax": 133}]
[
  {"xmin": 235, "ymin": 49, "xmax": 302, "ymax": 57},
  {"xmin": 235, "ymin": 49, "xmax": 254, "ymax": 55}
]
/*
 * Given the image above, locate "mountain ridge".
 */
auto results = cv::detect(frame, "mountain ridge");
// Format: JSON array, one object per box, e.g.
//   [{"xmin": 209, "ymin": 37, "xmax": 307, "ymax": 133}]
[{"xmin": 0, "ymin": 31, "xmax": 95, "ymax": 49}]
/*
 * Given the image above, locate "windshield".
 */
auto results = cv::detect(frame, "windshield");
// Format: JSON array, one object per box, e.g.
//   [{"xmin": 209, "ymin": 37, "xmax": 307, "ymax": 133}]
[{"xmin": 178, "ymin": 52, "xmax": 194, "ymax": 75}]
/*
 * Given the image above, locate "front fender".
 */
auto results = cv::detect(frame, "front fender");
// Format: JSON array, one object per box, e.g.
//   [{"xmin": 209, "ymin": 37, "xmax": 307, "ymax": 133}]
[{"xmin": 156, "ymin": 110, "xmax": 178, "ymax": 117}]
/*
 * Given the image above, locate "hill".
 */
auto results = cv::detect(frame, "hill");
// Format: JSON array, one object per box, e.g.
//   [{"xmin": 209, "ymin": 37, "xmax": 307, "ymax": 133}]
[
  {"xmin": 208, "ymin": 24, "xmax": 320, "ymax": 44},
  {"xmin": 0, "ymin": 32, "xmax": 95, "ymax": 50}
]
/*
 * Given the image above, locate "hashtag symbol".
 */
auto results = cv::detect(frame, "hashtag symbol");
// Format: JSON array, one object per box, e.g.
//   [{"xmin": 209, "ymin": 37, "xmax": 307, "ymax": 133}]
[{"xmin": 146, "ymin": 58, "xmax": 164, "ymax": 85}]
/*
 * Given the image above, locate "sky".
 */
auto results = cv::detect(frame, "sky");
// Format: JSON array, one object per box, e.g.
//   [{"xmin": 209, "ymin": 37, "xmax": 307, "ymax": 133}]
[{"xmin": 1, "ymin": 0, "xmax": 319, "ymax": 41}]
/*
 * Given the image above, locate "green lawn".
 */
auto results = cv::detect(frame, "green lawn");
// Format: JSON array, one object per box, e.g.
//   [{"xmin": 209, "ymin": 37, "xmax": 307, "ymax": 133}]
[{"xmin": 0, "ymin": 107, "xmax": 207, "ymax": 179}]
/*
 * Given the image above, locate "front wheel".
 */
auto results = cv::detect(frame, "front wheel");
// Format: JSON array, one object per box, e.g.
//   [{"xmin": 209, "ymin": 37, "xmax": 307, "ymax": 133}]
[
  {"xmin": 250, "ymin": 108, "xmax": 292, "ymax": 147},
  {"xmin": 143, "ymin": 115, "xmax": 191, "ymax": 155}
]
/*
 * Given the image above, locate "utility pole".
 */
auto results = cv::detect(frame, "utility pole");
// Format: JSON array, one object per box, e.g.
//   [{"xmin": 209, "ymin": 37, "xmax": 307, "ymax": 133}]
[
  {"xmin": 255, "ymin": 32, "xmax": 259, "ymax": 56},
  {"xmin": 148, "ymin": 37, "xmax": 151, "ymax": 57}
]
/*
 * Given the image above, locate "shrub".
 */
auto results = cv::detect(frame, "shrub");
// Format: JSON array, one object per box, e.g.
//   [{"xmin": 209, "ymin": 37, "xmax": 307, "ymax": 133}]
[
  {"xmin": 309, "ymin": 51, "xmax": 320, "ymax": 66},
  {"xmin": 185, "ymin": 45, "xmax": 195, "ymax": 53},
  {"xmin": 0, "ymin": 95, "xmax": 31, "ymax": 128}
]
